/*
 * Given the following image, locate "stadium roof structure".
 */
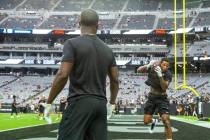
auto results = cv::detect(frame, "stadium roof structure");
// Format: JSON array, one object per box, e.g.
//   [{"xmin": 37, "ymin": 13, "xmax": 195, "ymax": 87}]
[
  {"xmin": 169, "ymin": 28, "xmax": 194, "ymax": 34},
  {"xmin": 123, "ymin": 30, "xmax": 153, "ymax": 35},
  {"xmin": 116, "ymin": 59, "xmax": 131, "ymax": 66},
  {"xmin": 58, "ymin": 59, "xmax": 132, "ymax": 66},
  {"xmin": 0, "ymin": 59, "xmax": 24, "ymax": 64},
  {"xmin": 0, "ymin": 27, "xmax": 208, "ymax": 35}
]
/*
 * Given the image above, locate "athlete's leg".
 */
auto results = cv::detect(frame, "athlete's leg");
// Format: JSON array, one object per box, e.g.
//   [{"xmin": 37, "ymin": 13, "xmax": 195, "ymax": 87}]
[
  {"xmin": 159, "ymin": 95, "xmax": 172, "ymax": 139},
  {"xmin": 144, "ymin": 114, "xmax": 153, "ymax": 125},
  {"xmin": 144, "ymin": 95, "xmax": 156, "ymax": 125},
  {"xmin": 161, "ymin": 114, "xmax": 172, "ymax": 139}
]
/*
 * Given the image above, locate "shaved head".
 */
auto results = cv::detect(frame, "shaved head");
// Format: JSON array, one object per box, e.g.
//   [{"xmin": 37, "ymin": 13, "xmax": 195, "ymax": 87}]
[{"xmin": 80, "ymin": 9, "xmax": 99, "ymax": 26}]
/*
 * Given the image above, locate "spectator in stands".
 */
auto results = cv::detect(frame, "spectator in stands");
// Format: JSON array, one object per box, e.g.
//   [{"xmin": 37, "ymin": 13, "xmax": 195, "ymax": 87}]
[
  {"xmin": 192, "ymin": 104, "xmax": 197, "ymax": 117},
  {"xmin": 184, "ymin": 103, "xmax": 191, "ymax": 116},
  {"xmin": 11, "ymin": 95, "xmax": 19, "ymax": 118},
  {"xmin": 19, "ymin": 103, "xmax": 24, "ymax": 114},
  {"xmin": 29, "ymin": 103, "xmax": 34, "ymax": 113},
  {"xmin": 176, "ymin": 104, "xmax": 183, "ymax": 116},
  {"xmin": 56, "ymin": 96, "xmax": 67, "ymax": 120},
  {"xmin": 38, "ymin": 95, "xmax": 46, "ymax": 120}
]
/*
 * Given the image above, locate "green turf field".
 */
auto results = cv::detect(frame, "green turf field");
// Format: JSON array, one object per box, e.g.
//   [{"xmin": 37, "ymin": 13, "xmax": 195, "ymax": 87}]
[
  {"xmin": 175, "ymin": 115, "xmax": 210, "ymax": 122},
  {"xmin": 1, "ymin": 113, "xmax": 210, "ymax": 132},
  {"xmin": 1, "ymin": 114, "xmax": 210, "ymax": 140},
  {"xmin": 0, "ymin": 113, "xmax": 60, "ymax": 131}
]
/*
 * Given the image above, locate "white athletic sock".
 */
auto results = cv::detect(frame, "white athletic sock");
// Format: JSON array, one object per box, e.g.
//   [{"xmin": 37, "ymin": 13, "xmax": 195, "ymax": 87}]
[
  {"xmin": 152, "ymin": 118, "xmax": 157, "ymax": 123},
  {"xmin": 167, "ymin": 139, "xmax": 172, "ymax": 140}
]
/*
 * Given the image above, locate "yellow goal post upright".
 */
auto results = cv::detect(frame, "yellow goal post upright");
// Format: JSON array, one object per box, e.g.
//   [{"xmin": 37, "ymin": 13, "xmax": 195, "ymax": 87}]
[{"xmin": 173, "ymin": 0, "xmax": 200, "ymax": 97}]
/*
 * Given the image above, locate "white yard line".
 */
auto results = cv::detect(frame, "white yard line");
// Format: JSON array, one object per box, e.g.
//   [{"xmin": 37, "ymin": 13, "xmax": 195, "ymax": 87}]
[{"xmin": 0, "ymin": 122, "xmax": 57, "ymax": 132}]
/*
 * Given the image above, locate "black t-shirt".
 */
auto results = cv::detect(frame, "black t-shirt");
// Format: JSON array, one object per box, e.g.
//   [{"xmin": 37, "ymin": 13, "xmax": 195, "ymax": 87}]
[
  {"xmin": 12, "ymin": 101, "xmax": 17, "ymax": 109},
  {"xmin": 62, "ymin": 35, "xmax": 116, "ymax": 100},
  {"xmin": 185, "ymin": 104, "xmax": 190, "ymax": 111},
  {"xmin": 59, "ymin": 99, "xmax": 66, "ymax": 108},
  {"xmin": 145, "ymin": 67, "xmax": 172, "ymax": 93},
  {"xmin": 39, "ymin": 99, "xmax": 46, "ymax": 108}
]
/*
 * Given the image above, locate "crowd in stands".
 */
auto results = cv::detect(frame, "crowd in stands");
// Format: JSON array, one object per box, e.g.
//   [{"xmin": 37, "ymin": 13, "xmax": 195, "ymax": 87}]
[
  {"xmin": 193, "ymin": 12, "xmax": 210, "ymax": 27},
  {"xmin": 0, "ymin": 70, "xmax": 209, "ymax": 115},
  {"xmin": 157, "ymin": 17, "xmax": 193, "ymax": 29},
  {"xmin": 0, "ymin": 0, "xmax": 204, "ymax": 11},
  {"xmin": 169, "ymin": 41, "xmax": 210, "ymax": 57},
  {"xmin": 0, "ymin": 0, "xmax": 209, "ymax": 29},
  {"xmin": 0, "ymin": 0, "xmax": 22, "ymax": 10},
  {"xmin": 0, "ymin": 75, "xmax": 53, "ymax": 103},
  {"xmin": 161, "ymin": 0, "xmax": 182, "ymax": 10},
  {"xmin": 1, "ymin": 17, "xmax": 42, "ymax": 29},
  {"xmin": 0, "ymin": 13, "xmax": 8, "ymax": 22},
  {"xmin": 54, "ymin": 0, "xmax": 92, "ymax": 11},
  {"xmin": 118, "ymin": 15, "xmax": 156, "ymax": 29},
  {"xmin": 39, "ymin": 15, "xmax": 79, "ymax": 29},
  {"xmin": 17, "ymin": 0, "xmax": 59, "ymax": 11},
  {"xmin": 0, "ymin": 75, "xmax": 18, "ymax": 88},
  {"xmin": 202, "ymin": 0, "xmax": 210, "ymax": 8},
  {"xmin": 92, "ymin": 0, "xmax": 125, "ymax": 11},
  {"xmin": 126, "ymin": 0, "xmax": 159, "ymax": 11},
  {"xmin": 2, "ymin": 13, "xmax": 206, "ymax": 30},
  {"xmin": 186, "ymin": 0, "xmax": 201, "ymax": 9},
  {"xmin": 98, "ymin": 19, "xmax": 117, "ymax": 30}
]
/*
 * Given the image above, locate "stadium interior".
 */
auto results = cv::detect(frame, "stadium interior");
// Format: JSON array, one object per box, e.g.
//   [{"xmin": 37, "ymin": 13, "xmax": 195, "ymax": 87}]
[{"xmin": 0, "ymin": 0, "xmax": 210, "ymax": 140}]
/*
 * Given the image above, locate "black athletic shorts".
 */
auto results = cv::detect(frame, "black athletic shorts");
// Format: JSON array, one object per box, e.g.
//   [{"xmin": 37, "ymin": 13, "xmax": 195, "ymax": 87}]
[
  {"xmin": 144, "ymin": 93, "xmax": 170, "ymax": 116},
  {"xmin": 11, "ymin": 107, "xmax": 17, "ymax": 114},
  {"xmin": 39, "ymin": 106, "xmax": 44, "ymax": 114},
  {"xmin": 58, "ymin": 96, "xmax": 107, "ymax": 140},
  {"xmin": 59, "ymin": 106, "xmax": 65, "ymax": 113}
]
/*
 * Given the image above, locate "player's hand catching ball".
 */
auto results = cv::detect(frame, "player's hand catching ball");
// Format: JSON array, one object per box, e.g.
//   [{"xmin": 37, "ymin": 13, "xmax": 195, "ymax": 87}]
[{"xmin": 154, "ymin": 66, "xmax": 162, "ymax": 77}]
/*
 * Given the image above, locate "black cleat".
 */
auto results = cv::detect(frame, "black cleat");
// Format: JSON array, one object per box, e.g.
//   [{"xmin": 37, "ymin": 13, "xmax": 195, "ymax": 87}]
[{"xmin": 150, "ymin": 119, "xmax": 157, "ymax": 133}]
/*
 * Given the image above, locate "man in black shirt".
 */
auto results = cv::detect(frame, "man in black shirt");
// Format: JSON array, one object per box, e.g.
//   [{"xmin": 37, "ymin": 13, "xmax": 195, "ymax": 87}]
[
  {"xmin": 45, "ymin": 9, "xmax": 119, "ymax": 140},
  {"xmin": 11, "ymin": 98, "xmax": 19, "ymax": 118},
  {"xmin": 184, "ymin": 103, "xmax": 191, "ymax": 116},
  {"xmin": 56, "ymin": 96, "xmax": 67, "ymax": 120},
  {"xmin": 137, "ymin": 58, "xmax": 172, "ymax": 140},
  {"xmin": 38, "ymin": 95, "xmax": 46, "ymax": 120}
]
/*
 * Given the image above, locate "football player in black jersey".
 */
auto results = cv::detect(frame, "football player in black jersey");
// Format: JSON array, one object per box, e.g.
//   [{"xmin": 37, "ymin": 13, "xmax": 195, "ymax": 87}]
[
  {"xmin": 137, "ymin": 58, "xmax": 172, "ymax": 140},
  {"xmin": 38, "ymin": 95, "xmax": 46, "ymax": 120},
  {"xmin": 11, "ymin": 96, "xmax": 19, "ymax": 118},
  {"xmin": 56, "ymin": 96, "xmax": 67, "ymax": 120}
]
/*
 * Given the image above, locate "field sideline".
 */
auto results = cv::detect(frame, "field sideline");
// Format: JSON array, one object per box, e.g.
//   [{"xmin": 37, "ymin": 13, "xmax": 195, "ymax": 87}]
[
  {"xmin": 1, "ymin": 113, "xmax": 210, "ymax": 132},
  {"xmin": 1, "ymin": 114, "xmax": 210, "ymax": 140},
  {"xmin": 176, "ymin": 115, "xmax": 210, "ymax": 121},
  {"xmin": 0, "ymin": 113, "xmax": 60, "ymax": 131}
]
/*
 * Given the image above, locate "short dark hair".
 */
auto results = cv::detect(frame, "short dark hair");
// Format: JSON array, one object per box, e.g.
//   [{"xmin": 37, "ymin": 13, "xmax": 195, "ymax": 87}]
[
  {"xmin": 160, "ymin": 58, "xmax": 170, "ymax": 63},
  {"xmin": 80, "ymin": 9, "xmax": 99, "ymax": 26}
]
